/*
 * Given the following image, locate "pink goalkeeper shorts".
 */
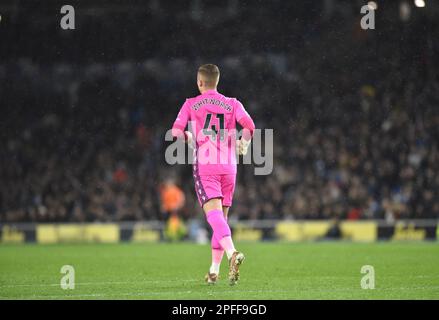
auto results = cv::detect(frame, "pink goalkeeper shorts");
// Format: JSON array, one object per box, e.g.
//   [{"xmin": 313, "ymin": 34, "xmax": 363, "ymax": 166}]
[{"xmin": 194, "ymin": 174, "xmax": 236, "ymax": 208}]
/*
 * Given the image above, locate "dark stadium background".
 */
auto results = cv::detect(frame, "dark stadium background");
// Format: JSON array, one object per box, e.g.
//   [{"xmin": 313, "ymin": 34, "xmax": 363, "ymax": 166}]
[{"xmin": 0, "ymin": 0, "xmax": 438, "ymax": 233}]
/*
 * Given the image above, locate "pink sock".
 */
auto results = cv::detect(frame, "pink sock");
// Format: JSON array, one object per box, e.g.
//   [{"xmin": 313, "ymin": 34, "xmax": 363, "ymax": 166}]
[
  {"xmin": 206, "ymin": 209, "xmax": 231, "ymax": 240},
  {"xmin": 211, "ymin": 232, "xmax": 224, "ymax": 265},
  {"xmin": 211, "ymin": 232, "xmax": 223, "ymax": 250},
  {"xmin": 210, "ymin": 214, "xmax": 227, "ymax": 270},
  {"xmin": 206, "ymin": 209, "xmax": 235, "ymax": 259},
  {"xmin": 218, "ymin": 215, "xmax": 235, "ymax": 257}
]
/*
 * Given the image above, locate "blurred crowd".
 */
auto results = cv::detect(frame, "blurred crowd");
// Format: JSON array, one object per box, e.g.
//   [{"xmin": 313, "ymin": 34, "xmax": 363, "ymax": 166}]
[{"xmin": 1, "ymin": 1, "xmax": 439, "ymax": 222}]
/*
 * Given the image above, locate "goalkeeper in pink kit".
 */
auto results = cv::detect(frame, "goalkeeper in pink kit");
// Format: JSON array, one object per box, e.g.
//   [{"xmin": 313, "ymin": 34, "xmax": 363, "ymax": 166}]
[{"xmin": 171, "ymin": 64, "xmax": 255, "ymax": 285}]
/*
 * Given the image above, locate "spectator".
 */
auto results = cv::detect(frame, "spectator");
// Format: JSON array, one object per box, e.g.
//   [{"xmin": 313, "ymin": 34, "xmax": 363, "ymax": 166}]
[{"xmin": 1, "ymin": 2, "xmax": 438, "ymax": 222}]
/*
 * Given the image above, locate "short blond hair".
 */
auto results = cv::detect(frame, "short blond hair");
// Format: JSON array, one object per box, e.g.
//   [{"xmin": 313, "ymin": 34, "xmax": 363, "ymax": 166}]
[{"xmin": 198, "ymin": 64, "xmax": 220, "ymax": 87}]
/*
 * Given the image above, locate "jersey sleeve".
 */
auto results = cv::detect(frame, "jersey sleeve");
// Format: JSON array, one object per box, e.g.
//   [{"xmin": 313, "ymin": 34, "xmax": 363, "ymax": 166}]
[
  {"xmin": 234, "ymin": 99, "xmax": 250, "ymax": 122},
  {"xmin": 172, "ymin": 100, "xmax": 191, "ymax": 139},
  {"xmin": 235, "ymin": 99, "xmax": 255, "ymax": 140}
]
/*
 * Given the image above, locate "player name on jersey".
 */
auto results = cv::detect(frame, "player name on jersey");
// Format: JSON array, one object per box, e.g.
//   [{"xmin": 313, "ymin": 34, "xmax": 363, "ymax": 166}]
[{"xmin": 191, "ymin": 98, "xmax": 232, "ymax": 111}]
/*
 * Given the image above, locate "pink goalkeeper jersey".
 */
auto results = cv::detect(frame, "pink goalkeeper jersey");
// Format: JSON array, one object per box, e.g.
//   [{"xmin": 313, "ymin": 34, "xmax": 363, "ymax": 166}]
[{"xmin": 172, "ymin": 89, "xmax": 252, "ymax": 176}]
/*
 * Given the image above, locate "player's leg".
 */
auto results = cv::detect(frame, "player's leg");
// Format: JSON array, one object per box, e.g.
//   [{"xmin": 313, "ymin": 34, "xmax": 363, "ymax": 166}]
[
  {"xmin": 203, "ymin": 198, "xmax": 227, "ymax": 284},
  {"xmin": 195, "ymin": 175, "xmax": 229, "ymax": 284},
  {"xmin": 209, "ymin": 207, "xmax": 224, "ymax": 281},
  {"xmin": 208, "ymin": 206, "xmax": 229, "ymax": 277},
  {"xmin": 197, "ymin": 175, "xmax": 242, "ymax": 285},
  {"xmin": 203, "ymin": 198, "xmax": 237, "ymax": 261},
  {"xmin": 221, "ymin": 174, "xmax": 245, "ymax": 285}
]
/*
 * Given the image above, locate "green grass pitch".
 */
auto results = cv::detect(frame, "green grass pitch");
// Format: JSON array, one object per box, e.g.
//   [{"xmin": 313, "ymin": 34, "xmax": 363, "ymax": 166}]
[{"xmin": 0, "ymin": 242, "xmax": 438, "ymax": 299}]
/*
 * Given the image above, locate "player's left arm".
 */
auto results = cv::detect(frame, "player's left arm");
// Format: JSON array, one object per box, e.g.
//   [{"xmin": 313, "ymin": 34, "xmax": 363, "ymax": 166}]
[
  {"xmin": 235, "ymin": 100, "xmax": 255, "ymax": 155},
  {"xmin": 171, "ymin": 100, "xmax": 193, "ymax": 145}
]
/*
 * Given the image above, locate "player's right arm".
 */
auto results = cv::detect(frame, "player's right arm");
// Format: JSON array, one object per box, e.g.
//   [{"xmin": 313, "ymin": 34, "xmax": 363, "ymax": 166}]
[
  {"xmin": 235, "ymin": 100, "xmax": 255, "ymax": 155},
  {"xmin": 171, "ymin": 100, "xmax": 193, "ymax": 145}
]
